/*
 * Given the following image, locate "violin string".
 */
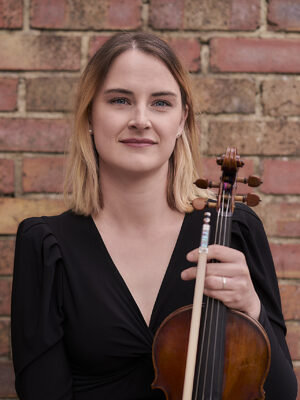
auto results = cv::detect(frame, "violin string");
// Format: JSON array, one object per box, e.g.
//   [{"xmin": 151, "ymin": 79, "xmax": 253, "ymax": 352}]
[
  {"xmin": 209, "ymin": 189, "xmax": 230, "ymax": 397},
  {"xmin": 194, "ymin": 205, "xmax": 221, "ymax": 400}
]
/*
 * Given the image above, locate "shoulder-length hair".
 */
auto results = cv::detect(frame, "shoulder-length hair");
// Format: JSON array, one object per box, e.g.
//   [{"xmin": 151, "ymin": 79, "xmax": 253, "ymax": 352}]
[{"xmin": 64, "ymin": 31, "xmax": 207, "ymax": 216}]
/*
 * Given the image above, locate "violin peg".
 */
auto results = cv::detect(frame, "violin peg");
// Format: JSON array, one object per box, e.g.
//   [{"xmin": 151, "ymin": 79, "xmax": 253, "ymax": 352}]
[
  {"xmin": 235, "ymin": 193, "xmax": 261, "ymax": 207},
  {"xmin": 192, "ymin": 198, "xmax": 207, "ymax": 210},
  {"xmin": 194, "ymin": 179, "xmax": 219, "ymax": 189},
  {"xmin": 237, "ymin": 175, "xmax": 263, "ymax": 187}
]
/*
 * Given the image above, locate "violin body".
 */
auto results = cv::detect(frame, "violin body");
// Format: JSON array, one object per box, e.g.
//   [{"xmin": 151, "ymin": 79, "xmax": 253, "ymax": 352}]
[{"xmin": 152, "ymin": 304, "xmax": 270, "ymax": 399}]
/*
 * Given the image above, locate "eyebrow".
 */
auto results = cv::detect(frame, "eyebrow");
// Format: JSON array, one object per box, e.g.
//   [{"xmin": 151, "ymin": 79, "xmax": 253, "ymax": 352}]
[{"xmin": 103, "ymin": 88, "xmax": 178, "ymax": 97}]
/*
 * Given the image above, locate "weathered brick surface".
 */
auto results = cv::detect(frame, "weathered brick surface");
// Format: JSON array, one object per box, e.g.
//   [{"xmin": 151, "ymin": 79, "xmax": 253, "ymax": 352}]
[
  {"xmin": 149, "ymin": 0, "xmax": 184, "ymax": 29},
  {"xmin": 279, "ymin": 283, "xmax": 300, "ymax": 320},
  {"xmin": 0, "ymin": 35, "xmax": 81, "ymax": 71},
  {"xmin": 88, "ymin": 36, "xmax": 111, "ymax": 58},
  {"xmin": 0, "ymin": 239, "xmax": 15, "ymax": 275},
  {"xmin": 256, "ymin": 203, "xmax": 300, "ymax": 237},
  {"xmin": 0, "ymin": 159, "xmax": 14, "ymax": 194},
  {"xmin": 150, "ymin": 0, "xmax": 259, "ymax": 31},
  {"xmin": 262, "ymin": 159, "xmax": 300, "ymax": 194},
  {"xmin": 22, "ymin": 156, "xmax": 65, "ymax": 193},
  {"xmin": 0, "ymin": 362, "xmax": 15, "ymax": 397},
  {"xmin": 31, "ymin": 0, "xmax": 141, "ymax": 30},
  {"xmin": 0, "ymin": 279, "xmax": 11, "ymax": 315},
  {"xmin": 270, "ymin": 243, "xmax": 300, "ymax": 278},
  {"xmin": 0, "ymin": 118, "xmax": 70, "ymax": 152},
  {"xmin": 262, "ymin": 80, "xmax": 300, "ymax": 116},
  {"xmin": 0, "ymin": 320, "xmax": 10, "ymax": 357},
  {"xmin": 0, "ymin": 0, "xmax": 23, "ymax": 28},
  {"xmin": 207, "ymin": 120, "xmax": 300, "ymax": 156},
  {"xmin": 210, "ymin": 38, "xmax": 300, "ymax": 73},
  {"xmin": 192, "ymin": 77, "xmax": 255, "ymax": 114},
  {"xmin": 165, "ymin": 37, "xmax": 201, "ymax": 72},
  {"xmin": 0, "ymin": 78, "xmax": 18, "ymax": 111},
  {"xmin": 268, "ymin": 0, "xmax": 300, "ymax": 32},
  {"xmin": 286, "ymin": 322, "xmax": 300, "ymax": 360},
  {"xmin": 0, "ymin": 198, "xmax": 65, "ymax": 234},
  {"xmin": 26, "ymin": 77, "xmax": 78, "ymax": 112}
]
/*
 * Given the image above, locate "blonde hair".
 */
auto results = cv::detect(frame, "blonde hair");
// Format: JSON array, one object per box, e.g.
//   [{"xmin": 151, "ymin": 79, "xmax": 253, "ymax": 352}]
[{"xmin": 64, "ymin": 31, "xmax": 207, "ymax": 216}]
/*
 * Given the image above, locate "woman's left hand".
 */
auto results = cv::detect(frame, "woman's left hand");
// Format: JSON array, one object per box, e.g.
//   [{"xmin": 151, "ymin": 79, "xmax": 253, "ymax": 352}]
[{"xmin": 181, "ymin": 244, "xmax": 261, "ymax": 320}]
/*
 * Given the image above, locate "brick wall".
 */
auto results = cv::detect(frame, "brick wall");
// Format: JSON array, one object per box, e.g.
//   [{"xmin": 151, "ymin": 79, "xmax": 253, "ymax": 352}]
[{"xmin": 0, "ymin": 0, "xmax": 299, "ymax": 397}]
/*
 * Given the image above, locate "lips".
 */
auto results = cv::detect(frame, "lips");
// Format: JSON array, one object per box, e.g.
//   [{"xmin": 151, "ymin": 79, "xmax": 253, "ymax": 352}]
[{"xmin": 120, "ymin": 138, "xmax": 156, "ymax": 144}]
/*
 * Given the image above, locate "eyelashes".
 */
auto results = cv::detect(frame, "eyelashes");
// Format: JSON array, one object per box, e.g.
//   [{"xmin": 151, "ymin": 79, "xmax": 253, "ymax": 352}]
[{"xmin": 109, "ymin": 97, "xmax": 172, "ymax": 107}]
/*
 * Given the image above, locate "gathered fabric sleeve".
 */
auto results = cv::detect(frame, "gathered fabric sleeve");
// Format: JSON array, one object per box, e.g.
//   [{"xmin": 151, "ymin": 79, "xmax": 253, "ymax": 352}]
[
  {"xmin": 231, "ymin": 205, "xmax": 298, "ymax": 400},
  {"xmin": 11, "ymin": 218, "xmax": 74, "ymax": 399}
]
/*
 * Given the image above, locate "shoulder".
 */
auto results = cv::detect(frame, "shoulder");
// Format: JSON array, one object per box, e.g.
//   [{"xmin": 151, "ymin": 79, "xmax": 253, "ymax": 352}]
[
  {"xmin": 232, "ymin": 202, "xmax": 264, "ymax": 231},
  {"xmin": 17, "ymin": 209, "xmax": 79, "ymax": 242}
]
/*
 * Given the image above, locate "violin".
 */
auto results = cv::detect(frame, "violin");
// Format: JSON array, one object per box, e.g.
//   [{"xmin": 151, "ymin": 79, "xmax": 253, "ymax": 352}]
[{"xmin": 151, "ymin": 147, "xmax": 271, "ymax": 400}]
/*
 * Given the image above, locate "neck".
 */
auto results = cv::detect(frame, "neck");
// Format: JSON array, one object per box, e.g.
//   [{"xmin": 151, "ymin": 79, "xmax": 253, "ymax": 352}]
[{"xmin": 94, "ymin": 163, "xmax": 183, "ymax": 232}]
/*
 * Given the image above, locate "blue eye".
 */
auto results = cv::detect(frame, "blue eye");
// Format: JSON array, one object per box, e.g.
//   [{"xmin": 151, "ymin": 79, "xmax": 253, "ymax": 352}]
[{"xmin": 154, "ymin": 100, "xmax": 171, "ymax": 107}]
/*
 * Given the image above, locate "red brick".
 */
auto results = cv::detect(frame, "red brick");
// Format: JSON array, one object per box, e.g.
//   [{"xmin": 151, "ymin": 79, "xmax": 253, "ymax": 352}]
[
  {"xmin": 230, "ymin": 0, "xmax": 260, "ymax": 30},
  {"xmin": 26, "ymin": 77, "xmax": 78, "ymax": 112},
  {"xmin": 0, "ymin": 198, "xmax": 65, "ymax": 234},
  {"xmin": 0, "ymin": 118, "xmax": 70, "ymax": 152},
  {"xmin": 23, "ymin": 157, "xmax": 65, "ymax": 193},
  {"xmin": 0, "ymin": 35, "xmax": 81, "ymax": 71},
  {"xmin": 279, "ymin": 283, "xmax": 300, "ymax": 320},
  {"xmin": 207, "ymin": 120, "xmax": 300, "ymax": 156},
  {"xmin": 200, "ymin": 156, "xmax": 254, "ymax": 195},
  {"xmin": 192, "ymin": 77, "xmax": 255, "ymax": 114},
  {"xmin": 268, "ymin": 0, "xmax": 300, "ymax": 32},
  {"xmin": 0, "ymin": 239, "xmax": 15, "ymax": 275},
  {"xmin": 88, "ymin": 36, "xmax": 111, "ymax": 59},
  {"xmin": 0, "ymin": 278, "xmax": 11, "ymax": 315},
  {"xmin": 0, "ymin": 0, "xmax": 23, "ymax": 28},
  {"xmin": 262, "ymin": 160, "xmax": 300, "ymax": 194},
  {"xmin": 210, "ymin": 38, "xmax": 300, "ymax": 73},
  {"xmin": 0, "ymin": 159, "xmax": 14, "ymax": 194},
  {"xmin": 0, "ymin": 319, "xmax": 10, "ymax": 357},
  {"xmin": 149, "ymin": 0, "xmax": 184, "ymax": 29},
  {"xmin": 262, "ymin": 79, "xmax": 300, "ymax": 116},
  {"xmin": 180, "ymin": 0, "xmax": 260, "ymax": 31},
  {"xmin": 0, "ymin": 361, "xmax": 16, "ymax": 397},
  {"xmin": 270, "ymin": 243, "xmax": 300, "ymax": 279},
  {"xmin": 0, "ymin": 78, "xmax": 18, "ymax": 111},
  {"xmin": 166, "ymin": 37, "xmax": 201, "ymax": 72},
  {"xmin": 108, "ymin": 0, "xmax": 141, "ymax": 29},
  {"xmin": 286, "ymin": 322, "xmax": 300, "ymax": 360},
  {"xmin": 31, "ymin": 0, "xmax": 141, "ymax": 30},
  {"xmin": 256, "ymin": 203, "xmax": 300, "ymax": 238}
]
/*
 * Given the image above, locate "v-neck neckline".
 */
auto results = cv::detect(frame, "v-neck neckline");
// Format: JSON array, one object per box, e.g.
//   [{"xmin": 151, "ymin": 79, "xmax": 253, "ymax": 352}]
[{"xmin": 89, "ymin": 213, "xmax": 188, "ymax": 331}]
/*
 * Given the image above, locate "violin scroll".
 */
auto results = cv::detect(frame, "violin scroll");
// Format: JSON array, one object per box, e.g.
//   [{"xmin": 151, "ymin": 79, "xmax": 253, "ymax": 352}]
[{"xmin": 194, "ymin": 147, "xmax": 262, "ymax": 211}]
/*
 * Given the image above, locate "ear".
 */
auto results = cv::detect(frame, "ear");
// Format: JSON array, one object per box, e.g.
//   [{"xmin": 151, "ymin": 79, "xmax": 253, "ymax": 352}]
[{"xmin": 179, "ymin": 104, "xmax": 188, "ymax": 131}]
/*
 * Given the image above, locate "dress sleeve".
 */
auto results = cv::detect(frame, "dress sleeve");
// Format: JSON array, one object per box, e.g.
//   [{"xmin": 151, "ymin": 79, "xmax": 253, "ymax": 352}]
[
  {"xmin": 231, "ymin": 205, "xmax": 298, "ymax": 400},
  {"xmin": 11, "ymin": 218, "xmax": 74, "ymax": 399}
]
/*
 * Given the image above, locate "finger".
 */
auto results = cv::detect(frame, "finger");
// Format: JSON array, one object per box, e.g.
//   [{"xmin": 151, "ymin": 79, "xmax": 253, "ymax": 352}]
[
  {"xmin": 207, "ymin": 244, "xmax": 246, "ymax": 264},
  {"xmin": 205, "ymin": 262, "xmax": 249, "ymax": 277},
  {"xmin": 181, "ymin": 266, "xmax": 197, "ymax": 280},
  {"xmin": 205, "ymin": 275, "xmax": 231, "ymax": 291},
  {"xmin": 192, "ymin": 198, "xmax": 206, "ymax": 210}
]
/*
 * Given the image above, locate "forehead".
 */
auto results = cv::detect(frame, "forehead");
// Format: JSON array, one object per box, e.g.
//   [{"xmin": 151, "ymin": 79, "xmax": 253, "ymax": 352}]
[{"xmin": 100, "ymin": 49, "xmax": 181, "ymax": 94}]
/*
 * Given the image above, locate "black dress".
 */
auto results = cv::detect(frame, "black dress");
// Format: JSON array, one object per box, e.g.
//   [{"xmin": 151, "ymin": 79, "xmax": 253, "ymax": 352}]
[{"xmin": 11, "ymin": 204, "xmax": 298, "ymax": 399}]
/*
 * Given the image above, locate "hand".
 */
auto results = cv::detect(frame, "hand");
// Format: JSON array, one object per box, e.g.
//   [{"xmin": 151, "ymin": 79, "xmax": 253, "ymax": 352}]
[{"xmin": 181, "ymin": 244, "xmax": 261, "ymax": 320}]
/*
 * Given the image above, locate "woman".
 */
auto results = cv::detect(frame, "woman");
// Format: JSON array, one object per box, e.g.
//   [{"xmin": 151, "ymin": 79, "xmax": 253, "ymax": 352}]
[{"xmin": 11, "ymin": 32, "xmax": 297, "ymax": 399}]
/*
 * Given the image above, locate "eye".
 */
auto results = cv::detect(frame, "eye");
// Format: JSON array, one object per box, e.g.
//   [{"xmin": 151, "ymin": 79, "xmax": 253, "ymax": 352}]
[
  {"xmin": 109, "ymin": 97, "xmax": 130, "ymax": 105},
  {"xmin": 153, "ymin": 100, "xmax": 171, "ymax": 107}
]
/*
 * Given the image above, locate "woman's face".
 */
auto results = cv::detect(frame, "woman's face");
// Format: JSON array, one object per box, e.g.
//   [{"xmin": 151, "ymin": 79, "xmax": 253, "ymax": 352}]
[{"xmin": 91, "ymin": 49, "xmax": 187, "ymax": 177}]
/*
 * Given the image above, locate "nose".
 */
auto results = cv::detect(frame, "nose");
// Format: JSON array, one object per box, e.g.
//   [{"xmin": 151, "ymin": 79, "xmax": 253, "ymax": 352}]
[{"xmin": 128, "ymin": 104, "xmax": 151, "ymax": 130}]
